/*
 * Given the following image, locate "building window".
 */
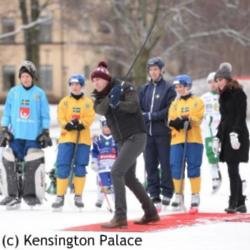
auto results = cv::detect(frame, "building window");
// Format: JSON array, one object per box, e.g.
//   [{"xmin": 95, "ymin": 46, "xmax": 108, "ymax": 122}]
[
  {"xmin": 2, "ymin": 65, "xmax": 15, "ymax": 91},
  {"xmin": 39, "ymin": 65, "xmax": 53, "ymax": 91},
  {"xmin": 38, "ymin": 17, "xmax": 52, "ymax": 43},
  {"xmin": 1, "ymin": 17, "xmax": 15, "ymax": 43}
]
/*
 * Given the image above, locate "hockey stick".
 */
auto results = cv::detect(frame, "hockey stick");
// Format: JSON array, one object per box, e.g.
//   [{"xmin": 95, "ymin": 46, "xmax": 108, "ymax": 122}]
[
  {"xmin": 97, "ymin": 174, "xmax": 113, "ymax": 213},
  {"xmin": 68, "ymin": 130, "xmax": 80, "ymax": 192},
  {"xmin": 179, "ymin": 120, "xmax": 190, "ymax": 194}
]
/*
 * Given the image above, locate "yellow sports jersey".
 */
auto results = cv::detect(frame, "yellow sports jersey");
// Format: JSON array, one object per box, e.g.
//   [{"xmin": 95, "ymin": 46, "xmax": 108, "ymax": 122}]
[
  {"xmin": 168, "ymin": 95, "xmax": 204, "ymax": 145},
  {"xmin": 58, "ymin": 95, "xmax": 95, "ymax": 145}
]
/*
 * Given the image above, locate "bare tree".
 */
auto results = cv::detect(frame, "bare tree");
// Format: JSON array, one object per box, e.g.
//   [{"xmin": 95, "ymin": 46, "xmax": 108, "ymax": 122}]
[
  {"xmin": 101, "ymin": 0, "xmax": 250, "ymax": 84},
  {"xmin": 18, "ymin": 0, "xmax": 52, "ymax": 74}
]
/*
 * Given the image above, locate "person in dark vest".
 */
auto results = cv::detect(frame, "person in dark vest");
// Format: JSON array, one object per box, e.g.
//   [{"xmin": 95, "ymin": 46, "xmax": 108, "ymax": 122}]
[
  {"xmin": 213, "ymin": 62, "xmax": 249, "ymax": 213},
  {"xmin": 139, "ymin": 57, "xmax": 176, "ymax": 209},
  {"xmin": 91, "ymin": 61, "xmax": 159, "ymax": 228}
]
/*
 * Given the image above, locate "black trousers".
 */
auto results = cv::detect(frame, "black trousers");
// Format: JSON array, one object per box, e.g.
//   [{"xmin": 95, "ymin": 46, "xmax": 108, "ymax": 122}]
[
  {"xmin": 111, "ymin": 133, "xmax": 157, "ymax": 219},
  {"xmin": 227, "ymin": 161, "xmax": 243, "ymax": 203}
]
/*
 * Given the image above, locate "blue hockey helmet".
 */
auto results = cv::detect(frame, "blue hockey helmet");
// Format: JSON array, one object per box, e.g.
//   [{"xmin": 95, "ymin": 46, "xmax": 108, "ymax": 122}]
[
  {"xmin": 147, "ymin": 57, "xmax": 165, "ymax": 70},
  {"xmin": 173, "ymin": 74, "xmax": 192, "ymax": 88},
  {"xmin": 68, "ymin": 74, "xmax": 85, "ymax": 86}
]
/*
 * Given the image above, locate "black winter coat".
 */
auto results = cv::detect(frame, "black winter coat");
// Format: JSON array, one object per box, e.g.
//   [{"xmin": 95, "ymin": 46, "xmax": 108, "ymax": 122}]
[
  {"xmin": 217, "ymin": 86, "xmax": 249, "ymax": 163},
  {"xmin": 93, "ymin": 79, "xmax": 145, "ymax": 143}
]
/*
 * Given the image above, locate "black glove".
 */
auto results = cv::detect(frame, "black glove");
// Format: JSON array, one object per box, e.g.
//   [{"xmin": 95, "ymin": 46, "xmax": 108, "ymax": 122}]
[
  {"xmin": 109, "ymin": 84, "xmax": 124, "ymax": 108},
  {"xmin": 65, "ymin": 119, "xmax": 85, "ymax": 131},
  {"xmin": 169, "ymin": 117, "xmax": 191, "ymax": 131},
  {"xmin": 0, "ymin": 127, "xmax": 14, "ymax": 147},
  {"xmin": 76, "ymin": 123, "xmax": 85, "ymax": 131},
  {"xmin": 65, "ymin": 119, "xmax": 78, "ymax": 131},
  {"xmin": 36, "ymin": 129, "xmax": 52, "ymax": 148}
]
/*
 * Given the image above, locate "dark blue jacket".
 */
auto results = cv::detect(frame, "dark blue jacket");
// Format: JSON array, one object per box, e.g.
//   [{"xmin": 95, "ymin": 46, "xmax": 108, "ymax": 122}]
[{"xmin": 139, "ymin": 78, "xmax": 176, "ymax": 136}]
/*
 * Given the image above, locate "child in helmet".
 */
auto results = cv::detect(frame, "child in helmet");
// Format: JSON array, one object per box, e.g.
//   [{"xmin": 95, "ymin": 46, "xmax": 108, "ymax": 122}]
[
  {"xmin": 168, "ymin": 74, "xmax": 204, "ymax": 212},
  {"xmin": 91, "ymin": 117, "xmax": 117, "ymax": 208},
  {"xmin": 52, "ymin": 74, "xmax": 95, "ymax": 210},
  {"xmin": 0, "ymin": 60, "xmax": 52, "ymax": 208},
  {"xmin": 201, "ymin": 72, "xmax": 222, "ymax": 193}
]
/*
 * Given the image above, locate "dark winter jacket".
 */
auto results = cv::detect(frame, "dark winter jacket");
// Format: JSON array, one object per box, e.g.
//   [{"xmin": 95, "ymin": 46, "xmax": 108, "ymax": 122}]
[
  {"xmin": 139, "ymin": 78, "xmax": 176, "ymax": 136},
  {"xmin": 217, "ymin": 86, "xmax": 249, "ymax": 163},
  {"xmin": 93, "ymin": 78, "xmax": 145, "ymax": 143}
]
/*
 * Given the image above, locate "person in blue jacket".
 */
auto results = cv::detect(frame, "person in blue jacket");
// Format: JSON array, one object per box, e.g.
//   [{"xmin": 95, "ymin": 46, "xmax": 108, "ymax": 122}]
[
  {"xmin": 0, "ymin": 60, "xmax": 52, "ymax": 208},
  {"xmin": 139, "ymin": 57, "xmax": 176, "ymax": 208}
]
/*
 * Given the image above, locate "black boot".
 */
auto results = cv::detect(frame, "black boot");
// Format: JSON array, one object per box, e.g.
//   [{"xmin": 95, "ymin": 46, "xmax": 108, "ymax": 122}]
[
  {"xmin": 237, "ymin": 196, "xmax": 247, "ymax": 213},
  {"xmin": 225, "ymin": 196, "xmax": 237, "ymax": 213},
  {"xmin": 134, "ymin": 213, "xmax": 160, "ymax": 224},
  {"xmin": 134, "ymin": 203, "xmax": 160, "ymax": 225},
  {"xmin": 101, "ymin": 217, "xmax": 128, "ymax": 228}
]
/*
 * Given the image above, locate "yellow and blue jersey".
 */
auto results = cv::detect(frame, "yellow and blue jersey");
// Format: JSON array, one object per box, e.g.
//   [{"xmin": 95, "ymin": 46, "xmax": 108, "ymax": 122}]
[
  {"xmin": 168, "ymin": 95, "xmax": 204, "ymax": 145},
  {"xmin": 57, "ymin": 95, "xmax": 95, "ymax": 145}
]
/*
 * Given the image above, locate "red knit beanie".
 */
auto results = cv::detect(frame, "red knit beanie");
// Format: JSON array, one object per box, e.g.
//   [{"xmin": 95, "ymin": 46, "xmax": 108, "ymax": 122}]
[{"xmin": 91, "ymin": 61, "xmax": 111, "ymax": 81}]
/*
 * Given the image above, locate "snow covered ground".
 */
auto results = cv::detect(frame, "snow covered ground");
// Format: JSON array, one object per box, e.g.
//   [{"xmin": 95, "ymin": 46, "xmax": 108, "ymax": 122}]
[{"xmin": 0, "ymin": 105, "xmax": 250, "ymax": 250}]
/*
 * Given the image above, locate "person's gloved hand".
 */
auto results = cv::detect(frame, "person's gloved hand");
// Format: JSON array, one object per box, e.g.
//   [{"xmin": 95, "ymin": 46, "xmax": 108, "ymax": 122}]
[
  {"xmin": 109, "ymin": 84, "xmax": 124, "ymax": 108},
  {"xmin": 212, "ymin": 137, "xmax": 221, "ymax": 155},
  {"xmin": 229, "ymin": 132, "xmax": 241, "ymax": 150},
  {"xmin": 169, "ymin": 117, "xmax": 190, "ymax": 131},
  {"xmin": 0, "ymin": 127, "xmax": 14, "ymax": 147},
  {"xmin": 36, "ymin": 129, "xmax": 52, "ymax": 148},
  {"xmin": 65, "ymin": 119, "xmax": 79, "ymax": 131},
  {"xmin": 142, "ymin": 112, "xmax": 151, "ymax": 123},
  {"xmin": 76, "ymin": 123, "xmax": 85, "ymax": 131}
]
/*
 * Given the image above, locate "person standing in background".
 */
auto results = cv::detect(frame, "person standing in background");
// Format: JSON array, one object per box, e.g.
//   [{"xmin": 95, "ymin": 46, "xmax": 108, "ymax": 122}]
[
  {"xmin": 0, "ymin": 60, "xmax": 52, "ymax": 208},
  {"xmin": 52, "ymin": 74, "xmax": 95, "ymax": 210},
  {"xmin": 139, "ymin": 57, "xmax": 176, "ymax": 209},
  {"xmin": 168, "ymin": 74, "xmax": 204, "ymax": 212},
  {"xmin": 91, "ymin": 118, "xmax": 117, "ymax": 208},
  {"xmin": 201, "ymin": 72, "xmax": 222, "ymax": 193},
  {"xmin": 213, "ymin": 62, "xmax": 249, "ymax": 213}
]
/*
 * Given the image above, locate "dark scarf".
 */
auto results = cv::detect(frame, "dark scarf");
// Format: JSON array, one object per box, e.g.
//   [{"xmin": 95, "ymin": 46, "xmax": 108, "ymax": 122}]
[{"xmin": 71, "ymin": 92, "xmax": 84, "ymax": 100}]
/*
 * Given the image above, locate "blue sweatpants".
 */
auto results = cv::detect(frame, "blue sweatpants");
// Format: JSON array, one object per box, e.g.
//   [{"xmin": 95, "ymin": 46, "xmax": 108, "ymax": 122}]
[
  {"xmin": 56, "ymin": 143, "xmax": 90, "ymax": 178},
  {"xmin": 170, "ymin": 143, "xmax": 203, "ymax": 179}
]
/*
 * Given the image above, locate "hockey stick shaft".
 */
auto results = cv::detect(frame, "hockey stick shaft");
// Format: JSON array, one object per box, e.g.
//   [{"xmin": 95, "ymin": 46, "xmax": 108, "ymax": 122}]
[
  {"xmin": 68, "ymin": 130, "xmax": 81, "ymax": 191},
  {"xmin": 98, "ymin": 175, "xmax": 113, "ymax": 213},
  {"xmin": 179, "ymin": 121, "xmax": 189, "ymax": 193}
]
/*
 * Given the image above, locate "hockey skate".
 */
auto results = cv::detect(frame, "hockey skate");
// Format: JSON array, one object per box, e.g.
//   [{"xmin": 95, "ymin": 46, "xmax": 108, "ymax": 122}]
[
  {"xmin": 52, "ymin": 196, "xmax": 64, "ymax": 211},
  {"xmin": 74, "ymin": 195, "xmax": 84, "ymax": 209},
  {"xmin": 171, "ymin": 194, "xmax": 185, "ymax": 212},
  {"xmin": 0, "ymin": 196, "xmax": 16, "ymax": 206},
  {"xmin": 23, "ymin": 195, "xmax": 41, "ymax": 207},
  {"xmin": 95, "ymin": 200, "xmax": 103, "ymax": 208},
  {"xmin": 189, "ymin": 193, "xmax": 200, "ymax": 214},
  {"xmin": 6, "ymin": 197, "xmax": 21, "ymax": 210},
  {"xmin": 162, "ymin": 196, "xmax": 171, "ymax": 206}
]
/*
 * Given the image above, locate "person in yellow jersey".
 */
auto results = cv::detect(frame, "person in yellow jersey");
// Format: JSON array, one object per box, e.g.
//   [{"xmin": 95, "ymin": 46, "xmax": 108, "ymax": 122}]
[
  {"xmin": 52, "ymin": 74, "xmax": 95, "ymax": 210},
  {"xmin": 168, "ymin": 74, "xmax": 204, "ymax": 212}
]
